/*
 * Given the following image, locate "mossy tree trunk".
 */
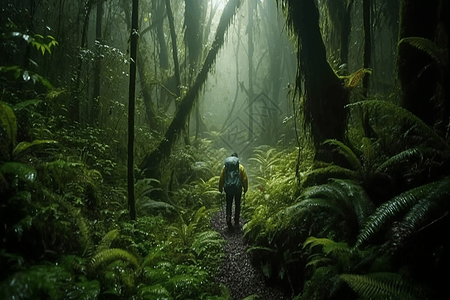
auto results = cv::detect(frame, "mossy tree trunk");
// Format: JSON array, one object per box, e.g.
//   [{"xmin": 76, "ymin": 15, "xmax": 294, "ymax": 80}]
[
  {"xmin": 281, "ymin": 0, "xmax": 349, "ymax": 146},
  {"xmin": 139, "ymin": 0, "xmax": 242, "ymax": 178}
]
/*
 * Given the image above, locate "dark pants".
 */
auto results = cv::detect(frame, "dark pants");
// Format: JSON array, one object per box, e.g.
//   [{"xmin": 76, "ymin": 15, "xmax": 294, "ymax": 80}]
[{"xmin": 226, "ymin": 189, "xmax": 242, "ymax": 226}]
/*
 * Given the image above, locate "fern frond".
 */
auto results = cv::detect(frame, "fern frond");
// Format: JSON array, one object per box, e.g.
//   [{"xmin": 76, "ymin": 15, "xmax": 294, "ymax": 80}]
[
  {"xmin": 375, "ymin": 147, "xmax": 442, "ymax": 173},
  {"xmin": 399, "ymin": 36, "xmax": 447, "ymax": 66},
  {"xmin": 140, "ymin": 245, "xmax": 167, "ymax": 269},
  {"xmin": 303, "ymin": 236, "xmax": 350, "ymax": 255},
  {"xmin": 89, "ymin": 248, "xmax": 139, "ymax": 271},
  {"xmin": 134, "ymin": 178, "xmax": 161, "ymax": 200},
  {"xmin": 241, "ymin": 295, "xmax": 260, "ymax": 300},
  {"xmin": 301, "ymin": 165, "xmax": 359, "ymax": 187},
  {"xmin": 138, "ymin": 283, "xmax": 171, "ymax": 299},
  {"xmin": 330, "ymin": 179, "xmax": 375, "ymax": 227},
  {"xmin": 140, "ymin": 267, "xmax": 170, "ymax": 285},
  {"xmin": 347, "ymin": 100, "xmax": 449, "ymax": 151},
  {"xmin": 300, "ymin": 183, "xmax": 347, "ymax": 202},
  {"xmin": 323, "ymin": 139, "xmax": 362, "ymax": 173},
  {"xmin": 305, "ymin": 255, "xmax": 332, "ymax": 268},
  {"xmin": 191, "ymin": 230, "xmax": 224, "ymax": 256},
  {"xmin": 355, "ymin": 178, "xmax": 445, "ymax": 248},
  {"xmin": 392, "ymin": 176, "xmax": 450, "ymax": 249},
  {"xmin": 247, "ymin": 246, "xmax": 277, "ymax": 254},
  {"xmin": 340, "ymin": 68, "xmax": 372, "ymax": 88},
  {"xmin": 95, "ymin": 229, "xmax": 119, "ymax": 255},
  {"xmin": 340, "ymin": 272, "xmax": 423, "ymax": 299},
  {"xmin": 139, "ymin": 198, "xmax": 175, "ymax": 215},
  {"xmin": 285, "ymin": 198, "xmax": 345, "ymax": 223}
]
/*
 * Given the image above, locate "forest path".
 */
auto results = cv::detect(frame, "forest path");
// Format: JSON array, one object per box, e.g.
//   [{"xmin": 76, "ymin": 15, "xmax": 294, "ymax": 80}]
[{"xmin": 210, "ymin": 205, "xmax": 290, "ymax": 300}]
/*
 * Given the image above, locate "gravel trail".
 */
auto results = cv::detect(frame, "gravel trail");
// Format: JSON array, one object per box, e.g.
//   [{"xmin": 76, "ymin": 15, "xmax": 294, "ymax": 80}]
[{"xmin": 211, "ymin": 205, "xmax": 291, "ymax": 300}]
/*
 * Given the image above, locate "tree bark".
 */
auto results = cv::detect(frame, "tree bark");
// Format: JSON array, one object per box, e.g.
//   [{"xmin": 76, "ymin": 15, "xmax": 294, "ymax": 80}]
[
  {"xmin": 165, "ymin": 0, "xmax": 181, "ymax": 97},
  {"xmin": 281, "ymin": 0, "xmax": 349, "ymax": 146},
  {"xmin": 128, "ymin": 0, "xmax": 139, "ymax": 221},
  {"xmin": 362, "ymin": 0, "xmax": 371, "ymax": 96},
  {"xmin": 247, "ymin": 0, "xmax": 255, "ymax": 140},
  {"xmin": 92, "ymin": 0, "xmax": 103, "ymax": 126},
  {"xmin": 140, "ymin": 0, "xmax": 242, "ymax": 178}
]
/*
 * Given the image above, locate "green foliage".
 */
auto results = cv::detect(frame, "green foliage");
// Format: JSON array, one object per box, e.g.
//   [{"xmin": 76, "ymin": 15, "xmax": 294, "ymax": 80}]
[
  {"xmin": 356, "ymin": 175, "xmax": 450, "ymax": 248},
  {"xmin": 0, "ymin": 100, "xmax": 57, "ymax": 160},
  {"xmin": 347, "ymin": 100, "xmax": 449, "ymax": 151},
  {"xmin": 0, "ymin": 161, "xmax": 37, "ymax": 184},
  {"xmin": 31, "ymin": 34, "xmax": 59, "ymax": 55},
  {"xmin": 399, "ymin": 36, "xmax": 447, "ymax": 67},
  {"xmin": 0, "ymin": 65, "xmax": 53, "ymax": 88},
  {"xmin": 89, "ymin": 248, "xmax": 139, "ymax": 272},
  {"xmin": 0, "ymin": 264, "xmax": 100, "ymax": 300},
  {"xmin": 168, "ymin": 206, "xmax": 209, "ymax": 249},
  {"xmin": 279, "ymin": 179, "xmax": 374, "ymax": 242},
  {"xmin": 0, "ymin": 101, "xmax": 16, "ymax": 152},
  {"xmin": 340, "ymin": 272, "xmax": 427, "ymax": 300}
]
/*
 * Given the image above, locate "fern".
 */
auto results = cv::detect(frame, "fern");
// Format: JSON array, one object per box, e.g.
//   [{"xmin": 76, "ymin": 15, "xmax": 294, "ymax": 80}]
[
  {"xmin": 355, "ymin": 176, "xmax": 450, "ymax": 248},
  {"xmin": 41, "ymin": 187, "xmax": 94, "ymax": 254},
  {"xmin": 0, "ymin": 101, "xmax": 17, "ymax": 156},
  {"xmin": 134, "ymin": 178, "xmax": 161, "ymax": 200},
  {"xmin": 0, "ymin": 264, "xmax": 90, "ymax": 300},
  {"xmin": 301, "ymin": 164, "xmax": 358, "ymax": 187},
  {"xmin": 191, "ymin": 230, "xmax": 225, "ymax": 257},
  {"xmin": 323, "ymin": 139, "xmax": 363, "ymax": 174},
  {"xmin": 89, "ymin": 248, "xmax": 139, "ymax": 271},
  {"xmin": 399, "ymin": 36, "xmax": 447, "ymax": 67},
  {"xmin": 138, "ymin": 283, "xmax": 171, "ymax": 299},
  {"xmin": 140, "ymin": 245, "xmax": 166, "ymax": 268},
  {"xmin": 347, "ymin": 100, "xmax": 449, "ymax": 151},
  {"xmin": 375, "ymin": 147, "xmax": 441, "ymax": 173},
  {"xmin": 168, "ymin": 206, "xmax": 208, "ymax": 248},
  {"xmin": 391, "ymin": 176, "xmax": 450, "ymax": 250},
  {"xmin": 94, "ymin": 228, "xmax": 120, "ymax": 255},
  {"xmin": 340, "ymin": 272, "xmax": 425, "ymax": 299},
  {"xmin": 140, "ymin": 267, "xmax": 171, "ymax": 286}
]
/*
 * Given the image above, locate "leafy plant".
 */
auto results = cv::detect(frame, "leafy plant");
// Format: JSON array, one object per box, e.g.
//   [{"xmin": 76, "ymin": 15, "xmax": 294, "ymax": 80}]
[
  {"xmin": 355, "ymin": 175, "xmax": 450, "ymax": 250},
  {"xmin": 340, "ymin": 272, "xmax": 428, "ymax": 300}
]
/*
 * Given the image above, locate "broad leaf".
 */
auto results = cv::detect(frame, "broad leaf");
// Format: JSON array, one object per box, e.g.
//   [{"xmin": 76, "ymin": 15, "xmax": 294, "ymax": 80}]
[
  {"xmin": 0, "ymin": 162, "xmax": 37, "ymax": 183},
  {"xmin": 0, "ymin": 101, "xmax": 17, "ymax": 148},
  {"xmin": 12, "ymin": 140, "xmax": 57, "ymax": 157}
]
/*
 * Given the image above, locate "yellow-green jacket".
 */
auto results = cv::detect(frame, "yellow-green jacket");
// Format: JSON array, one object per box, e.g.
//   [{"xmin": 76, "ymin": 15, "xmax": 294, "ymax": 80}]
[{"xmin": 219, "ymin": 164, "xmax": 248, "ymax": 193}]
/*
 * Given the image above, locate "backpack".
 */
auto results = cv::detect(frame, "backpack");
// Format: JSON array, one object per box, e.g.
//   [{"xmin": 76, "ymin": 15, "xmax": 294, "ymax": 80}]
[{"xmin": 223, "ymin": 156, "xmax": 242, "ymax": 195}]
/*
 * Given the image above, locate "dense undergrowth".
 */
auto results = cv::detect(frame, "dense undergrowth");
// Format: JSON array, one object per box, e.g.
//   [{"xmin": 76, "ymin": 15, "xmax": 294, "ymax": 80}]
[
  {"xmin": 241, "ymin": 98, "xmax": 450, "ymax": 300},
  {"xmin": 2, "ymin": 84, "xmax": 450, "ymax": 300},
  {"xmin": 1, "ymin": 26, "xmax": 449, "ymax": 300},
  {"xmin": 0, "ymin": 85, "xmax": 233, "ymax": 299}
]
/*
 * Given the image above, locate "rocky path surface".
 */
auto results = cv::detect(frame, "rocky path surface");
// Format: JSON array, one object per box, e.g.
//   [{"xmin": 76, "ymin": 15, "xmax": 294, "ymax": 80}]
[{"xmin": 211, "ymin": 206, "xmax": 290, "ymax": 300}]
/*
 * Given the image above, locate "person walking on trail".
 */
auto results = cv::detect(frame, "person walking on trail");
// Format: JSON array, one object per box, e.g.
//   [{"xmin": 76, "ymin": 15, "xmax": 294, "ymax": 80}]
[{"xmin": 219, "ymin": 152, "xmax": 248, "ymax": 229}]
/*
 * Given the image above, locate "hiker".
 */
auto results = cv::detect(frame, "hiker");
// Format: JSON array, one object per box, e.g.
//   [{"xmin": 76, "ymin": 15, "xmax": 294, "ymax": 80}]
[{"xmin": 219, "ymin": 152, "xmax": 248, "ymax": 228}]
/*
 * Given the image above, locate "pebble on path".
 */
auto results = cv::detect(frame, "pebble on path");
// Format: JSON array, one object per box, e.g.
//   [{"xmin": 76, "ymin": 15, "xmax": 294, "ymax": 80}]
[{"xmin": 210, "ymin": 205, "xmax": 291, "ymax": 300}]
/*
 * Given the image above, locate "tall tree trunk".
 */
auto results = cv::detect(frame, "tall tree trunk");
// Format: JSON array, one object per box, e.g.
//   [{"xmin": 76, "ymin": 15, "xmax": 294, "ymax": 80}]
[
  {"xmin": 71, "ymin": 0, "xmax": 96, "ymax": 124},
  {"xmin": 140, "ymin": 0, "xmax": 242, "ymax": 178},
  {"xmin": 165, "ymin": 0, "xmax": 181, "ymax": 97},
  {"xmin": 128, "ymin": 0, "xmax": 139, "ymax": 221},
  {"xmin": 156, "ymin": 0, "xmax": 169, "ymax": 69},
  {"xmin": 247, "ymin": 0, "xmax": 255, "ymax": 140},
  {"xmin": 92, "ymin": 0, "xmax": 103, "ymax": 126},
  {"xmin": 362, "ymin": 0, "xmax": 371, "ymax": 96},
  {"xmin": 281, "ymin": 0, "xmax": 349, "ymax": 146}
]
